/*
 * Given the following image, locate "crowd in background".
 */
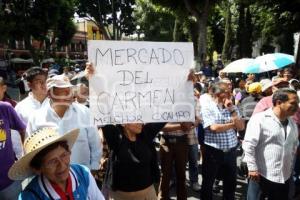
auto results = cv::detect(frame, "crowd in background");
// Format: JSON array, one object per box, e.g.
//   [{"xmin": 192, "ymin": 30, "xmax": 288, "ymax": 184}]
[{"xmin": 0, "ymin": 59, "xmax": 300, "ymax": 200}]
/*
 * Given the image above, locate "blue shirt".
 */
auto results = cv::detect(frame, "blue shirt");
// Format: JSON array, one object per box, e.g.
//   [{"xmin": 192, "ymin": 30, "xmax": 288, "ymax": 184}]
[{"xmin": 19, "ymin": 164, "xmax": 104, "ymax": 200}]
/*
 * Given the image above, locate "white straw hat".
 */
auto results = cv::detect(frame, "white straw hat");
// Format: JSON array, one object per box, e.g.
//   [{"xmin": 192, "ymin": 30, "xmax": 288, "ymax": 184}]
[
  {"xmin": 8, "ymin": 128, "xmax": 79, "ymax": 180},
  {"xmin": 260, "ymin": 79, "xmax": 272, "ymax": 92}
]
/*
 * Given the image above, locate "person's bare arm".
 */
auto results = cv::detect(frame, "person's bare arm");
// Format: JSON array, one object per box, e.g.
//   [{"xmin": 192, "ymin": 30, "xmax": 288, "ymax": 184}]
[
  {"xmin": 162, "ymin": 123, "xmax": 183, "ymax": 133},
  {"xmin": 209, "ymin": 122, "xmax": 236, "ymax": 133},
  {"xmin": 19, "ymin": 129, "xmax": 26, "ymax": 144}
]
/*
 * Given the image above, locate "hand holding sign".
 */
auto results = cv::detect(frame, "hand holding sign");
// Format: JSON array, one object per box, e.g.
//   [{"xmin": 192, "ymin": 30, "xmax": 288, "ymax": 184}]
[
  {"xmin": 88, "ymin": 41, "xmax": 195, "ymax": 125},
  {"xmin": 85, "ymin": 62, "xmax": 95, "ymax": 79}
]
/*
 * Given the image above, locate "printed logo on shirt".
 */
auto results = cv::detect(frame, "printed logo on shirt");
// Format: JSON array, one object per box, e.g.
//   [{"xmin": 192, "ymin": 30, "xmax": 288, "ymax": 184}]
[{"xmin": 0, "ymin": 129, "xmax": 6, "ymax": 150}]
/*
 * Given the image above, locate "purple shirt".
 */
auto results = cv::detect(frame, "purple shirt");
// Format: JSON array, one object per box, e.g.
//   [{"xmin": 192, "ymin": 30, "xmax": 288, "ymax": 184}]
[{"xmin": 0, "ymin": 102, "xmax": 26, "ymax": 190}]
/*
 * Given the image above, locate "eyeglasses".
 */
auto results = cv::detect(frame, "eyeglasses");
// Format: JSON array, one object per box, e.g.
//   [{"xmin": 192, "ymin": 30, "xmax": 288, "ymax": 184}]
[{"xmin": 43, "ymin": 151, "xmax": 71, "ymax": 169}]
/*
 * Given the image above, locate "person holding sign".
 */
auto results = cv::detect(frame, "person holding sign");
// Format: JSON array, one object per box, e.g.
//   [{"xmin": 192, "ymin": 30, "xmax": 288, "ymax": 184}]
[
  {"xmin": 85, "ymin": 63, "xmax": 194, "ymax": 200},
  {"xmin": 86, "ymin": 63, "xmax": 164, "ymax": 199}
]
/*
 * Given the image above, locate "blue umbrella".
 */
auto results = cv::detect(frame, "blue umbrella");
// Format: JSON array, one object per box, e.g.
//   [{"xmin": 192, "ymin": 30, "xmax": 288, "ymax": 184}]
[{"xmin": 244, "ymin": 53, "xmax": 295, "ymax": 74}]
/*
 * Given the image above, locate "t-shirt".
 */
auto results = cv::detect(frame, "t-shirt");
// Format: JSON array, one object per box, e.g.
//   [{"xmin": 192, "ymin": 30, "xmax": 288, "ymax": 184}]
[
  {"xmin": 102, "ymin": 123, "xmax": 165, "ymax": 192},
  {"xmin": 0, "ymin": 102, "xmax": 26, "ymax": 190}
]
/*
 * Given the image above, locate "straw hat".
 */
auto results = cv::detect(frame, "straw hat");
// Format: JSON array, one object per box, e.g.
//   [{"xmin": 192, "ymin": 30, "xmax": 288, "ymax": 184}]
[
  {"xmin": 8, "ymin": 128, "xmax": 79, "ymax": 180},
  {"xmin": 260, "ymin": 79, "xmax": 272, "ymax": 92}
]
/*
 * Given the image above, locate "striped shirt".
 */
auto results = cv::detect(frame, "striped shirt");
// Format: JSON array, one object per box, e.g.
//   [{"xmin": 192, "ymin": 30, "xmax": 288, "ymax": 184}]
[
  {"xmin": 201, "ymin": 100, "xmax": 238, "ymax": 150},
  {"xmin": 243, "ymin": 108, "xmax": 299, "ymax": 183}
]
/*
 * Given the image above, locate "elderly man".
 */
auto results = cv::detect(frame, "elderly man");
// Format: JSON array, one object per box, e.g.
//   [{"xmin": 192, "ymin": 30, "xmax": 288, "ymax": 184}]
[
  {"xmin": 200, "ymin": 82, "xmax": 245, "ymax": 200},
  {"xmin": 243, "ymin": 88, "xmax": 299, "ymax": 200},
  {"xmin": 27, "ymin": 75, "xmax": 102, "ymax": 171}
]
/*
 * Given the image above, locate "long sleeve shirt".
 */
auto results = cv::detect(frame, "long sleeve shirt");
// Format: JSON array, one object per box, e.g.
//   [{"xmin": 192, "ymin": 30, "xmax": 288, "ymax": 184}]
[
  {"xmin": 27, "ymin": 102, "xmax": 102, "ymax": 170},
  {"xmin": 243, "ymin": 108, "xmax": 298, "ymax": 183}
]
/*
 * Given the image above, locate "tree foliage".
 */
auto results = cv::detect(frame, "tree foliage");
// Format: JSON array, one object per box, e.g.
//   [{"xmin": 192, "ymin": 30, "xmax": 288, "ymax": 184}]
[
  {"xmin": 75, "ymin": 0, "xmax": 136, "ymax": 40},
  {"xmin": 0, "ymin": 0, "xmax": 76, "ymax": 63},
  {"xmin": 150, "ymin": 0, "xmax": 219, "ymax": 63},
  {"xmin": 134, "ymin": 0, "xmax": 175, "ymax": 41}
]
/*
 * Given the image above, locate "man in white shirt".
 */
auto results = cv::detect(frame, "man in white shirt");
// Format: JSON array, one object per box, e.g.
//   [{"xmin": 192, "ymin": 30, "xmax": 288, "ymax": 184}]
[
  {"xmin": 27, "ymin": 75, "xmax": 102, "ymax": 172},
  {"xmin": 243, "ymin": 88, "xmax": 299, "ymax": 200},
  {"xmin": 15, "ymin": 67, "xmax": 49, "ymax": 124},
  {"xmin": 13, "ymin": 67, "xmax": 49, "ymax": 157}
]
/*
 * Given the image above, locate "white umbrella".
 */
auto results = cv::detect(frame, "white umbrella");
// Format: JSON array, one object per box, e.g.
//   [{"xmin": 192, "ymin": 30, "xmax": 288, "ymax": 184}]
[
  {"xmin": 222, "ymin": 58, "xmax": 254, "ymax": 73},
  {"xmin": 244, "ymin": 53, "xmax": 295, "ymax": 73}
]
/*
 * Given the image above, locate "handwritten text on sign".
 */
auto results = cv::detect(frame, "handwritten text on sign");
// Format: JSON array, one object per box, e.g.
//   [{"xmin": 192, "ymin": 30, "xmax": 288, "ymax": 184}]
[{"xmin": 88, "ymin": 41, "xmax": 195, "ymax": 125}]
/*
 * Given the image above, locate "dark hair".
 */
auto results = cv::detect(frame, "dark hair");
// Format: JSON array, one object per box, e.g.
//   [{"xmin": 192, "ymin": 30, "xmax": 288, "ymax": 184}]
[
  {"xmin": 0, "ymin": 76, "xmax": 7, "ymax": 85},
  {"xmin": 194, "ymin": 82, "xmax": 202, "ymax": 93},
  {"xmin": 211, "ymin": 82, "xmax": 228, "ymax": 95},
  {"xmin": 30, "ymin": 141, "xmax": 69, "ymax": 170},
  {"xmin": 272, "ymin": 88, "xmax": 297, "ymax": 106},
  {"xmin": 24, "ymin": 67, "xmax": 47, "ymax": 83}
]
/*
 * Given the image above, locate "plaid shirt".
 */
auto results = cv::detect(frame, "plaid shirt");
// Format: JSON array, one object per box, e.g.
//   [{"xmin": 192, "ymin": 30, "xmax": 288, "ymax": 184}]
[{"xmin": 201, "ymin": 100, "xmax": 238, "ymax": 150}]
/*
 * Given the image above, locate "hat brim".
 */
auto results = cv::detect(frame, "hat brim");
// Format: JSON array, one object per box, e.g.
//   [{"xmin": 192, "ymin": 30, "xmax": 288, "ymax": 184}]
[
  {"xmin": 8, "ymin": 129, "xmax": 79, "ymax": 180},
  {"xmin": 47, "ymin": 84, "xmax": 74, "ymax": 90},
  {"xmin": 262, "ymin": 83, "xmax": 273, "ymax": 92}
]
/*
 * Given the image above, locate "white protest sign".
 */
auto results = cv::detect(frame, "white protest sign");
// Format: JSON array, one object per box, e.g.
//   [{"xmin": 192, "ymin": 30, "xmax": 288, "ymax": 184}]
[{"xmin": 88, "ymin": 40, "xmax": 195, "ymax": 125}]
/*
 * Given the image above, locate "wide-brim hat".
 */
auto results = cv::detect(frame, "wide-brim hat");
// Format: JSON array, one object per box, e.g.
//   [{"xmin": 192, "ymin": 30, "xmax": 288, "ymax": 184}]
[
  {"xmin": 260, "ymin": 79, "xmax": 272, "ymax": 92},
  {"xmin": 8, "ymin": 128, "xmax": 79, "ymax": 180}
]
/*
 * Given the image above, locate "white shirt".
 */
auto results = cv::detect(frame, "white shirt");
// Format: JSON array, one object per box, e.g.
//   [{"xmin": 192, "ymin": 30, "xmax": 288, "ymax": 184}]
[
  {"xmin": 243, "ymin": 108, "xmax": 299, "ymax": 183},
  {"xmin": 13, "ymin": 93, "xmax": 49, "ymax": 158},
  {"xmin": 15, "ymin": 92, "xmax": 50, "ymax": 124},
  {"xmin": 27, "ymin": 102, "xmax": 102, "ymax": 170}
]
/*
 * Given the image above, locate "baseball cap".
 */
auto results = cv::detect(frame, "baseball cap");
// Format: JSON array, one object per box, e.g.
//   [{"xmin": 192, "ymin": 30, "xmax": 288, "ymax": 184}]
[
  {"xmin": 247, "ymin": 82, "xmax": 262, "ymax": 94},
  {"xmin": 46, "ymin": 75, "xmax": 74, "ymax": 90}
]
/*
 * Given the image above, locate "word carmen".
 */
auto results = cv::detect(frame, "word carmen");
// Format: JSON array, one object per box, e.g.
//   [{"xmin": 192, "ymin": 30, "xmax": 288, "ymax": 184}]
[{"xmin": 96, "ymin": 89, "xmax": 175, "ymax": 115}]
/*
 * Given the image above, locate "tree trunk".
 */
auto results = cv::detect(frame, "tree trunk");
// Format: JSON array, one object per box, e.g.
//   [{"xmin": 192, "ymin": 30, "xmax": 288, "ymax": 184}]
[
  {"xmin": 183, "ymin": 0, "xmax": 211, "ymax": 64},
  {"xmin": 244, "ymin": 8, "xmax": 253, "ymax": 57},
  {"xmin": 96, "ymin": 23, "xmax": 111, "ymax": 40},
  {"xmin": 189, "ymin": 21, "xmax": 199, "ymax": 57},
  {"xmin": 222, "ymin": 1, "xmax": 232, "ymax": 61},
  {"xmin": 295, "ymin": 33, "xmax": 300, "ymax": 69},
  {"xmin": 173, "ymin": 18, "xmax": 180, "ymax": 42},
  {"xmin": 236, "ymin": 2, "xmax": 245, "ymax": 59},
  {"xmin": 112, "ymin": 0, "xmax": 117, "ymax": 40},
  {"xmin": 198, "ymin": 14, "xmax": 208, "ymax": 64},
  {"xmin": 197, "ymin": 0, "xmax": 211, "ymax": 64}
]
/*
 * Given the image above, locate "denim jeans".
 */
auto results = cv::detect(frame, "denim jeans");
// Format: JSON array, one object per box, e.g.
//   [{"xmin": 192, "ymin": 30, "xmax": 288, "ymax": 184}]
[
  {"xmin": 200, "ymin": 144, "xmax": 237, "ymax": 200},
  {"xmin": 247, "ymin": 179, "xmax": 261, "ymax": 200},
  {"xmin": 0, "ymin": 181, "xmax": 22, "ymax": 200},
  {"xmin": 188, "ymin": 144, "xmax": 199, "ymax": 183}
]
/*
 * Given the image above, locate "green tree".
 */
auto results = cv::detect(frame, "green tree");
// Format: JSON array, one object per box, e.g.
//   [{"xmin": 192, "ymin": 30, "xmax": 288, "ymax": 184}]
[
  {"xmin": 134, "ymin": 0, "xmax": 175, "ymax": 41},
  {"xmin": 75, "ymin": 0, "xmax": 136, "ymax": 40},
  {"xmin": 0, "ymin": 0, "xmax": 76, "ymax": 64},
  {"xmin": 150, "ymin": 0, "xmax": 219, "ymax": 63}
]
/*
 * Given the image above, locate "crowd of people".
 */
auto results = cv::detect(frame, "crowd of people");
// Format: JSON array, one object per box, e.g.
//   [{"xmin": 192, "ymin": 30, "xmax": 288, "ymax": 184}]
[{"xmin": 0, "ymin": 60, "xmax": 300, "ymax": 200}]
